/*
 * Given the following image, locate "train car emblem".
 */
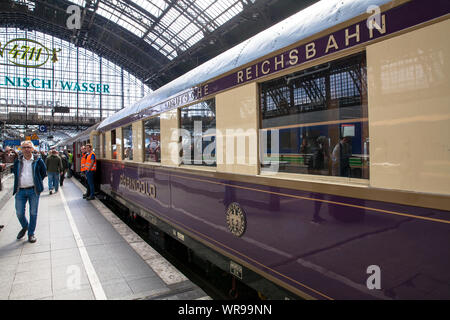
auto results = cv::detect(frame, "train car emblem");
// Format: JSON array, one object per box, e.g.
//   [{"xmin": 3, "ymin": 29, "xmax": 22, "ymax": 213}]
[{"xmin": 226, "ymin": 202, "xmax": 247, "ymax": 237}]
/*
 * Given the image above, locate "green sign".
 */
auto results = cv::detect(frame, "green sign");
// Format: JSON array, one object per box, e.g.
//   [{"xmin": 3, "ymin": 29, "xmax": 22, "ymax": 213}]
[
  {"xmin": 0, "ymin": 76, "xmax": 110, "ymax": 93},
  {"xmin": 0, "ymin": 38, "xmax": 60, "ymax": 68}
]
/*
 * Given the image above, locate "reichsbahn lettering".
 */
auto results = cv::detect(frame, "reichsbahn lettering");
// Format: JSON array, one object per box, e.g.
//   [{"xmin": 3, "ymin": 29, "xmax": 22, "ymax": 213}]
[{"xmin": 234, "ymin": 14, "xmax": 386, "ymax": 85}]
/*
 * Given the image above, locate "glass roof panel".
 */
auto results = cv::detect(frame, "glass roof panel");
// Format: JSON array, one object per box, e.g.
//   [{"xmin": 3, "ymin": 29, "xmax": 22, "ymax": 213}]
[
  {"xmin": 195, "ymin": 0, "xmax": 217, "ymax": 11},
  {"xmin": 168, "ymin": 14, "xmax": 191, "ymax": 35},
  {"xmin": 65, "ymin": 0, "xmax": 254, "ymax": 59},
  {"xmin": 131, "ymin": 0, "xmax": 168, "ymax": 18}
]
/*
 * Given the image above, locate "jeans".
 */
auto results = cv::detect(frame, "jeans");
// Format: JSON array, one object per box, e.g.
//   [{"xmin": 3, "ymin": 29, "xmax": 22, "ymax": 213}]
[
  {"xmin": 86, "ymin": 171, "xmax": 95, "ymax": 197},
  {"xmin": 48, "ymin": 172, "xmax": 60, "ymax": 192},
  {"xmin": 15, "ymin": 188, "xmax": 40, "ymax": 236}
]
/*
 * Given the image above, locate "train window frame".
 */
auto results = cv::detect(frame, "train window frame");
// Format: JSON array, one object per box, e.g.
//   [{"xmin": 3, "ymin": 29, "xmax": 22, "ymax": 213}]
[
  {"xmin": 258, "ymin": 52, "xmax": 369, "ymax": 182},
  {"xmin": 143, "ymin": 115, "xmax": 161, "ymax": 164},
  {"xmin": 122, "ymin": 124, "xmax": 133, "ymax": 161},
  {"xmin": 101, "ymin": 132, "xmax": 106, "ymax": 159},
  {"xmin": 179, "ymin": 98, "xmax": 217, "ymax": 168},
  {"xmin": 111, "ymin": 129, "xmax": 117, "ymax": 160}
]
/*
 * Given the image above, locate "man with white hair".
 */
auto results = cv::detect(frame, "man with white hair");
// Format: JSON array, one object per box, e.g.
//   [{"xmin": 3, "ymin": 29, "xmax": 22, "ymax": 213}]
[{"xmin": 12, "ymin": 141, "xmax": 47, "ymax": 243}]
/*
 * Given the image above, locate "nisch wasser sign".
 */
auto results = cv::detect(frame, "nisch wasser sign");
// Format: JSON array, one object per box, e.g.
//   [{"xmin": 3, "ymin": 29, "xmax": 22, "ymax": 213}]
[{"xmin": 0, "ymin": 76, "xmax": 110, "ymax": 93}]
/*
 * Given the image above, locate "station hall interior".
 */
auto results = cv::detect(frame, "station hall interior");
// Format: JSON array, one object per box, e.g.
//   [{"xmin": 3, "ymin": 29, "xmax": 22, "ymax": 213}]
[{"xmin": 0, "ymin": 0, "xmax": 449, "ymax": 302}]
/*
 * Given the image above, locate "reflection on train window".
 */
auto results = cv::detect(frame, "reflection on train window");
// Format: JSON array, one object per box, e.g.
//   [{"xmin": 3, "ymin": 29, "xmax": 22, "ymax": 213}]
[
  {"xmin": 92, "ymin": 135, "xmax": 99, "ymax": 155},
  {"xmin": 122, "ymin": 125, "xmax": 133, "ymax": 160},
  {"xmin": 180, "ymin": 99, "xmax": 216, "ymax": 166},
  {"xmin": 111, "ymin": 129, "xmax": 117, "ymax": 160},
  {"xmin": 144, "ymin": 116, "xmax": 161, "ymax": 163},
  {"xmin": 260, "ymin": 53, "xmax": 369, "ymax": 179}
]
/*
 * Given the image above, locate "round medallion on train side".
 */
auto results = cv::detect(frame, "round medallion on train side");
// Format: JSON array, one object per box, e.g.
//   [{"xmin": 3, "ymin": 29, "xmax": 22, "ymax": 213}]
[{"xmin": 226, "ymin": 202, "xmax": 247, "ymax": 237}]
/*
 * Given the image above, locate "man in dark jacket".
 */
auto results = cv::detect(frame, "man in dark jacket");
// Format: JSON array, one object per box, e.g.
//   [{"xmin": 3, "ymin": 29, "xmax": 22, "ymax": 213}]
[
  {"xmin": 45, "ymin": 148, "xmax": 62, "ymax": 194},
  {"xmin": 59, "ymin": 151, "xmax": 69, "ymax": 186},
  {"xmin": 12, "ymin": 141, "xmax": 47, "ymax": 243}
]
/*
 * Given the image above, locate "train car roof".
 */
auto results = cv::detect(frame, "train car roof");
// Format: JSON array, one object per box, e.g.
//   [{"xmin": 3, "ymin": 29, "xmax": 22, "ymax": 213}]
[
  {"xmin": 97, "ymin": 0, "xmax": 391, "ymax": 132},
  {"xmin": 57, "ymin": 122, "xmax": 100, "ymax": 147}
]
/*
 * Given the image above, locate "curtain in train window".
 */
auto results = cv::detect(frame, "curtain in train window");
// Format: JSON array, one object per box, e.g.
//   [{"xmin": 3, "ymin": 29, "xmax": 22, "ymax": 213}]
[
  {"xmin": 122, "ymin": 125, "xmax": 133, "ymax": 160},
  {"xmin": 180, "ymin": 99, "xmax": 216, "ymax": 166},
  {"xmin": 144, "ymin": 116, "xmax": 161, "ymax": 163},
  {"xmin": 260, "ymin": 53, "xmax": 369, "ymax": 179}
]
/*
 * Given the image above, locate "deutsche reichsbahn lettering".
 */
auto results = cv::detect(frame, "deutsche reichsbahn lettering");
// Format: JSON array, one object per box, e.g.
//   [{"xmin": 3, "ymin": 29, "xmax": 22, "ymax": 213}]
[
  {"xmin": 119, "ymin": 174, "xmax": 156, "ymax": 198},
  {"xmin": 164, "ymin": 90, "xmax": 196, "ymax": 109}
]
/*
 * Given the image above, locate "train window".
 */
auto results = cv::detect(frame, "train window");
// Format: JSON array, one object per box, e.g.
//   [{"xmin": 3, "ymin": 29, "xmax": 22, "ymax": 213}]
[
  {"xmin": 122, "ymin": 125, "xmax": 133, "ymax": 160},
  {"xmin": 180, "ymin": 99, "xmax": 216, "ymax": 166},
  {"xmin": 92, "ymin": 135, "xmax": 99, "ymax": 155},
  {"xmin": 144, "ymin": 116, "xmax": 161, "ymax": 163},
  {"xmin": 260, "ymin": 53, "xmax": 369, "ymax": 179},
  {"xmin": 101, "ymin": 133, "xmax": 106, "ymax": 158},
  {"xmin": 111, "ymin": 129, "xmax": 117, "ymax": 160}
]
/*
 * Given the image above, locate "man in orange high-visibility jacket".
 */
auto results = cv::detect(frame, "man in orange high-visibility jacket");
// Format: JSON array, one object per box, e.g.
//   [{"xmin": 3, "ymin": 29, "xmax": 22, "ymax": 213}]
[
  {"xmin": 85, "ymin": 144, "xmax": 97, "ymax": 200},
  {"xmin": 80, "ymin": 145, "xmax": 90, "ymax": 199}
]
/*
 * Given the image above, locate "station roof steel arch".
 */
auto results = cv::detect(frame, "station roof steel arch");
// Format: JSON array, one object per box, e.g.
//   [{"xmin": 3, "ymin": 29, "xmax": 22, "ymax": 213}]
[{"xmin": 1, "ymin": 0, "xmax": 318, "ymax": 90}]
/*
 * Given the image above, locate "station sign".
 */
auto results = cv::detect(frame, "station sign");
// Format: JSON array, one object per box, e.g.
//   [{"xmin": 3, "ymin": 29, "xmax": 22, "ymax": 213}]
[
  {"xmin": 4, "ymin": 139, "xmax": 20, "ymax": 146},
  {"xmin": 4, "ymin": 139, "xmax": 39, "ymax": 147}
]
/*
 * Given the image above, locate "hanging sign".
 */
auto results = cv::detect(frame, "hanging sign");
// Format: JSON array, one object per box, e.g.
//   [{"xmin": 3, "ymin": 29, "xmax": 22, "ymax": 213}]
[{"xmin": 0, "ymin": 38, "xmax": 61, "ymax": 68}]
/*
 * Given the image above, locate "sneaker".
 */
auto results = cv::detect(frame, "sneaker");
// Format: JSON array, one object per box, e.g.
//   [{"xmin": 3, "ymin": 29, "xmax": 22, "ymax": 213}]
[
  {"xmin": 28, "ymin": 235, "xmax": 37, "ymax": 243},
  {"xmin": 83, "ymin": 194, "xmax": 87, "ymax": 199},
  {"xmin": 49, "ymin": 190, "xmax": 53, "ymax": 195},
  {"xmin": 17, "ymin": 227, "xmax": 28, "ymax": 240},
  {"xmin": 86, "ymin": 196, "xmax": 95, "ymax": 201}
]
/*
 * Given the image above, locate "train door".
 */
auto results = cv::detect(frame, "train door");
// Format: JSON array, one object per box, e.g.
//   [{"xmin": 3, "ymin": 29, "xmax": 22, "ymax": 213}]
[{"xmin": 74, "ymin": 141, "xmax": 81, "ymax": 173}]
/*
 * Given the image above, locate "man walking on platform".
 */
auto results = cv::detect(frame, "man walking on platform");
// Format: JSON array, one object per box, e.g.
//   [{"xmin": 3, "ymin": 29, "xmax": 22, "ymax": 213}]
[
  {"xmin": 46, "ymin": 147, "xmax": 62, "ymax": 194},
  {"xmin": 85, "ymin": 144, "xmax": 97, "ymax": 200},
  {"xmin": 12, "ymin": 140, "xmax": 47, "ymax": 243}
]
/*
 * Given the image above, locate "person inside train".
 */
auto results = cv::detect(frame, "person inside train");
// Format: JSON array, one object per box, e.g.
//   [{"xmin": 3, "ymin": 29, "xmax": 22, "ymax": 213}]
[{"xmin": 331, "ymin": 136, "xmax": 352, "ymax": 177}]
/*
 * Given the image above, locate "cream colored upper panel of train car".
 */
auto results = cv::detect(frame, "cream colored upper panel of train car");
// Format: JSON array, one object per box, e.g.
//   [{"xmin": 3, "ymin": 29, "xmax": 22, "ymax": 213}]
[{"xmin": 367, "ymin": 18, "xmax": 450, "ymax": 196}]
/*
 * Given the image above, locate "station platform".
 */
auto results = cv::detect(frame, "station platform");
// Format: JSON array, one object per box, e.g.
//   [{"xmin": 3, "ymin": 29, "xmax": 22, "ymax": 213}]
[{"xmin": 0, "ymin": 173, "xmax": 210, "ymax": 300}]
